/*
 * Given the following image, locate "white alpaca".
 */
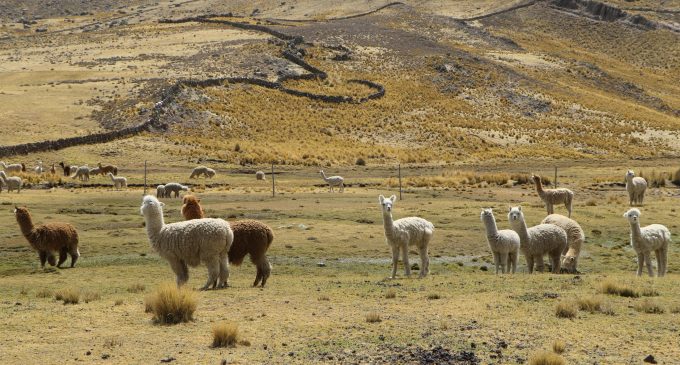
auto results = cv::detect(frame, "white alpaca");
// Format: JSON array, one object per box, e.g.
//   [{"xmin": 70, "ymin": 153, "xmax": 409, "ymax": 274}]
[
  {"xmin": 508, "ymin": 206, "xmax": 567, "ymax": 274},
  {"xmin": 71, "ymin": 166, "xmax": 90, "ymax": 181},
  {"xmin": 190, "ymin": 166, "xmax": 215, "ymax": 179},
  {"xmin": 0, "ymin": 171, "xmax": 22, "ymax": 193},
  {"xmin": 0, "ymin": 161, "xmax": 22, "ymax": 174},
  {"xmin": 623, "ymin": 208, "xmax": 670, "ymax": 277},
  {"xmin": 140, "ymin": 195, "xmax": 234, "ymax": 289},
  {"xmin": 156, "ymin": 185, "xmax": 166, "ymax": 198},
  {"xmin": 541, "ymin": 214, "xmax": 585, "ymax": 273},
  {"xmin": 164, "ymin": 182, "xmax": 189, "ymax": 198},
  {"xmin": 625, "ymin": 170, "xmax": 647, "ymax": 206},
  {"xmin": 379, "ymin": 195, "xmax": 434, "ymax": 278},
  {"xmin": 34, "ymin": 161, "xmax": 44, "ymax": 174},
  {"xmin": 319, "ymin": 170, "xmax": 344, "ymax": 192},
  {"xmin": 481, "ymin": 208, "xmax": 520, "ymax": 274},
  {"xmin": 108, "ymin": 172, "xmax": 127, "ymax": 190},
  {"xmin": 256, "ymin": 171, "xmax": 266, "ymax": 181},
  {"xmin": 532, "ymin": 174, "xmax": 574, "ymax": 217}
]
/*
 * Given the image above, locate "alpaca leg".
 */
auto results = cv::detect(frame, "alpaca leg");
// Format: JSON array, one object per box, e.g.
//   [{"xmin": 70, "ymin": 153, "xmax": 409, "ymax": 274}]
[
  {"xmin": 218, "ymin": 252, "xmax": 230, "ymax": 288},
  {"xmin": 636, "ymin": 253, "xmax": 644, "ymax": 276},
  {"xmin": 418, "ymin": 246, "xmax": 429, "ymax": 278},
  {"xmin": 38, "ymin": 251, "xmax": 48, "ymax": 268},
  {"xmin": 69, "ymin": 247, "xmax": 80, "ymax": 268},
  {"xmin": 511, "ymin": 252, "xmax": 518, "ymax": 274},
  {"xmin": 201, "ymin": 257, "xmax": 220, "ymax": 290},
  {"xmin": 534, "ymin": 255, "xmax": 545, "ymax": 273},
  {"xmin": 340, "ymin": 183, "xmax": 344, "ymax": 193},
  {"xmin": 526, "ymin": 256, "xmax": 534, "ymax": 274},
  {"xmin": 169, "ymin": 258, "xmax": 189, "ymax": 286},
  {"xmin": 566, "ymin": 200, "xmax": 572, "ymax": 218},
  {"xmin": 254, "ymin": 257, "xmax": 272, "ymax": 287},
  {"xmin": 500, "ymin": 252, "xmax": 508, "ymax": 274},
  {"xmin": 46, "ymin": 252, "xmax": 57, "ymax": 266},
  {"xmin": 57, "ymin": 247, "xmax": 68, "ymax": 267},
  {"xmin": 493, "ymin": 252, "xmax": 501, "ymax": 275},
  {"xmin": 644, "ymin": 253, "xmax": 654, "ymax": 277},
  {"xmin": 661, "ymin": 248, "xmax": 668, "ymax": 277},
  {"xmin": 390, "ymin": 246, "xmax": 399, "ymax": 279},
  {"xmin": 551, "ymin": 253, "xmax": 561, "ymax": 274},
  {"xmin": 402, "ymin": 245, "xmax": 411, "ymax": 277}
]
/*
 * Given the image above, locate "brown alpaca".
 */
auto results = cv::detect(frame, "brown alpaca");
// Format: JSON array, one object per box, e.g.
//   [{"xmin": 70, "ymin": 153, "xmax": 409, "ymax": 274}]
[
  {"xmin": 50, "ymin": 163, "xmax": 56, "ymax": 175},
  {"xmin": 21, "ymin": 163, "xmax": 26, "ymax": 172},
  {"xmin": 179, "ymin": 197, "xmax": 274, "ymax": 287},
  {"xmin": 181, "ymin": 195, "xmax": 205, "ymax": 220},
  {"xmin": 98, "ymin": 162, "xmax": 118, "ymax": 176},
  {"xmin": 14, "ymin": 206, "xmax": 80, "ymax": 268}
]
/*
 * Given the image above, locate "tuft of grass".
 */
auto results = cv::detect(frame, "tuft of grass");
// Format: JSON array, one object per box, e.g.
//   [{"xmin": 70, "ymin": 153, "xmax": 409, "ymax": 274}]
[
  {"xmin": 585, "ymin": 199, "xmax": 597, "ymax": 206},
  {"xmin": 145, "ymin": 283, "xmax": 197, "ymax": 324},
  {"xmin": 552, "ymin": 340, "xmax": 566, "ymax": 354},
  {"xmin": 36, "ymin": 288, "xmax": 52, "ymax": 298},
  {"xmin": 19, "ymin": 287, "xmax": 28, "ymax": 295},
  {"xmin": 114, "ymin": 299, "xmax": 124, "ymax": 306},
  {"xmin": 640, "ymin": 288, "xmax": 659, "ymax": 297},
  {"xmin": 82, "ymin": 291, "xmax": 101, "ymax": 303},
  {"xmin": 576, "ymin": 296, "xmax": 602, "ymax": 313},
  {"xmin": 599, "ymin": 280, "xmax": 639, "ymax": 298},
  {"xmin": 103, "ymin": 337, "xmax": 123, "ymax": 349},
  {"xmin": 529, "ymin": 351, "xmax": 566, "ymax": 365},
  {"xmin": 385, "ymin": 288, "xmax": 396, "ymax": 299},
  {"xmin": 427, "ymin": 293, "xmax": 441, "ymax": 300},
  {"xmin": 669, "ymin": 305, "xmax": 680, "ymax": 314},
  {"xmin": 555, "ymin": 300, "xmax": 577, "ymax": 319},
  {"xmin": 55, "ymin": 288, "xmax": 81, "ymax": 305},
  {"xmin": 365, "ymin": 312, "xmax": 382, "ymax": 323},
  {"xmin": 127, "ymin": 283, "xmax": 146, "ymax": 293},
  {"xmin": 355, "ymin": 157, "xmax": 366, "ymax": 166},
  {"xmin": 634, "ymin": 299, "xmax": 665, "ymax": 314},
  {"xmin": 318, "ymin": 295, "xmax": 330, "ymax": 301},
  {"xmin": 212, "ymin": 322, "xmax": 239, "ymax": 348}
]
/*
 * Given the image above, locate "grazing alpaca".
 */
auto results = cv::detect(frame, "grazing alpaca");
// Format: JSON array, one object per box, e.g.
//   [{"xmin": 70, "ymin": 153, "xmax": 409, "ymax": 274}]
[
  {"xmin": 0, "ymin": 161, "xmax": 23, "ymax": 174},
  {"xmin": 625, "ymin": 170, "xmax": 647, "ymax": 206},
  {"xmin": 34, "ymin": 161, "xmax": 44, "ymax": 174},
  {"xmin": 58, "ymin": 162, "xmax": 78, "ymax": 176},
  {"xmin": 623, "ymin": 208, "xmax": 670, "ymax": 277},
  {"xmin": 541, "ymin": 214, "xmax": 585, "ymax": 273},
  {"xmin": 181, "ymin": 195, "xmax": 205, "ymax": 220},
  {"xmin": 319, "ymin": 170, "xmax": 344, "ymax": 192},
  {"xmin": 156, "ymin": 185, "xmax": 166, "ymax": 199},
  {"xmin": 379, "ymin": 195, "xmax": 434, "ymax": 278},
  {"xmin": 532, "ymin": 175, "xmax": 574, "ymax": 217},
  {"xmin": 0, "ymin": 171, "xmax": 22, "ymax": 193},
  {"xmin": 481, "ymin": 208, "xmax": 520, "ymax": 274},
  {"xmin": 140, "ymin": 195, "xmax": 233, "ymax": 289},
  {"xmin": 163, "ymin": 182, "xmax": 189, "ymax": 198},
  {"xmin": 14, "ymin": 206, "xmax": 80, "ymax": 268},
  {"xmin": 190, "ymin": 166, "xmax": 215, "ymax": 179},
  {"xmin": 107, "ymin": 172, "xmax": 127, "ymax": 190},
  {"xmin": 89, "ymin": 167, "xmax": 101, "ymax": 176},
  {"xmin": 98, "ymin": 162, "xmax": 118, "ymax": 176},
  {"xmin": 180, "ymin": 197, "xmax": 275, "ymax": 287},
  {"xmin": 255, "ymin": 171, "xmax": 266, "ymax": 181},
  {"xmin": 508, "ymin": 206, "xmax": 567, "ymax": 274},
  {"xmin": 71, "ymin": 166, "xmax": 90, "ymax": 181}
]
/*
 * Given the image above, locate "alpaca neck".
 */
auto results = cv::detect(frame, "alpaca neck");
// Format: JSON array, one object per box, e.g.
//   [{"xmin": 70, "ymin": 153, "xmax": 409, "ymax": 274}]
[
  {"xmin": 629, "ymin": 221, "xmax": 642, "ymax": 241},
  {"xmin": 144, "ymin": 211, "xmax": 164, "ymax": 246},
  {"xmin": 512, "ymin": 219, "xmax": 530, "ymax": 245},
  {"xmin": 482, "ymin": 216, "xmax": 499, "ymax": 239},
  {"xmin": 382, "ymin": 211, "xmax": 396, "ymax": 240},
  {"xmin": 320, "ymin": 172, "xmax": 328, "ymax": 182},
  {"xmin": 16, "ymin": 214, "xmax": 35, "ymax": 239},
  {"xmin": 534, "ymin": 179, "xmax": 545, "ymax": 195}
]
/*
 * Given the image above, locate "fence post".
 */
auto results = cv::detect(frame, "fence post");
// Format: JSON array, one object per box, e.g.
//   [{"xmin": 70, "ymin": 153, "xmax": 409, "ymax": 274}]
[
  {"xmin": 398, "ymin": 163, "xmax": 403, "ymax": 200},
  {"xmin": 271, "ymin": 163, "xmax": 275, "ymax": 197},
  {"xmin": 144, "ymin": 160, "xmax": 147, "ymax": 196},
  {"xmin": 554, "ymin": 166, "xmax": 558, "ymax": 188}
]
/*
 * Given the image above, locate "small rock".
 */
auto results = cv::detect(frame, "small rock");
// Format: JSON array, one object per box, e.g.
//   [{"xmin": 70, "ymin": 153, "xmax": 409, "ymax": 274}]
[
  {"xmin": 480, "ymin": 265, "xmax": 488, "ymax": 271},
  {"xmin": 411, "ymin": 263, "xmax": 419, "ymax": 270},
  {"xmin": 160, "ymin": 357, "xmax": 176, "ymax": 363},
  {"xmin": 101, "ymin": 353, "xmax": 110, "ymax": 359},
  {"xmin": 288, "ymin": 352, "xmax": 295, "ymax": 357},
  {"xmin": 644, "ymin": 355, "xmax": 657, "ymax": 364}
]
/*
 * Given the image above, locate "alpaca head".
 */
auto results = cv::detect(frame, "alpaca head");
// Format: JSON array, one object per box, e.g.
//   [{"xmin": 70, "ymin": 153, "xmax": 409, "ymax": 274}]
[
  {"xmin": 107, "ymin": 172, "xmax": 113, "ymax": 177},
  {"xmin": 562, "ymin": 256, "xmax": 577, "ymax": 271},
  {"xmin": 140, "ymin": 195, "xmax": 165, "ymax": 216},
  {"xmin": 206, "ymin": 169, "xmax": 215, "ymax": 178},
  {"xmin": 13, "ymin": 206, "xmax": 31, "ymax": 221},
  {"xmin": 531, "ymin": 174, "xmax": 541, "ymax": 184},
  {"xmin": 507, "ymin": 206, "xmax": 524, "ymax": 225},
  {"xmin": 480, "ymin": 208, "xmax": 494, "ymax": 222},
  {"xmin": 625, "ymin": 170, "xmax": 635, "ymax": 180},
  {"xmin": 378, "ymin": 194, "xmax": 397, "ymax": 213},
  {"xmin": 183, "ymin": 195, "xmax": 200, "ymax": 205},
  {"xmin": 181, "ymin": 185, "xmax": 189, "ymax": 192},
  {"xmin": 623, "ymin": 208, "xmax": 641, "ymax": 224},
  {"xmin": 319, "ymin": 170, "xmax": 325, "ymax": 175}
]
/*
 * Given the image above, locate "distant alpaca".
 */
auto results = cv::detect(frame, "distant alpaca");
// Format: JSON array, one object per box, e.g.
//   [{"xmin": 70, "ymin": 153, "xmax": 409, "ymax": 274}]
[
  {"xmin": 156, "ymin": 185, "xmax": 166, "ymax": 199},
  {"xmin": 164, "ymin": 182, "xmax": 189, "ymax": 198},
  {"xmin": 541, "ymin": 214, "xmax": 585, "ymax": 274},
  {"xmin": 181, "ymin": 195, "xmax": 205, "ymax": 220},
  {"xmin": 481, "ymin": 208, "xmax": 520, "ymax": 274},
  {"xmin": 140, "ymin": 195, "xmax": 233, "ymax": 289},
  {"xmin": 508, "ymin": 206, "xmax": 567, "ymax": 274},
  {"xmin": 532, "ymin": 175, "xmax": 573, "ymax": 217},
  {"xmin": 89, "ymin": 167, "xmax": 101, "ymax": 176},
  {"xmin": 0, "ymin": 161, "xmax": 23, "ymax": 174},
  {"xmin": 623, "ymin": 208, "xmax": 670, "ymax": 277},
  {"xmin": 319, "ymin": 170, "xmax": 344, "ymax": 192},
  {"xmin": 256, "ymin": 171, "xmax": 266, "ymax": 181},
  {"xmin": 98, "ymin": 162, "xmax": 118, "ymax": 176},
  {"xmin": 0, "ymin": 171, "xmax": 22, "ymax": 193},
  {"xmin": 34, "ymin": 161, "xmax": 44, "ymax": 174},
  {"xmin": 190, "ymin": 166, "xmax": 215, "ymax": 179},
  {"xmin": 59, "ymin": 162, "xmax": 78, "ymax": 176},
  {"xmin": 71, "ymin": 166, "xmax": 90, "ymax": 181},
  {"xmin": 625, "ymin": 170, "xmax": 647, "ymax": 206},
  {"xmin": 379, "ymin": 195, "xmax": 434, "ymax": 278},
  {"xmin": 14, "ymin": 206, "xmax": 80, "ymax": 268},
  {"xmin": 49, "ymin": 163, "xmax": 56, "ymax": 175},
  {"xmin": 107, "ymin": 172, "xmax": 127, "ymax": 190}
]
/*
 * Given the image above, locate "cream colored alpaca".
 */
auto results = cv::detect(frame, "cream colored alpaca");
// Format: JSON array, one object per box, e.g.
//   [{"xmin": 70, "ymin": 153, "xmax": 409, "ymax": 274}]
[
  {"xmin": 319, "ymin": 170, "xmax": 344, "ymax": 192},
  {"xmin": 623, "ymin": 208, "xmax": 670, "ymax": 277},
  {"xmin": 532, "ymin": 175, "xmax": 574, "ymax": 217}
]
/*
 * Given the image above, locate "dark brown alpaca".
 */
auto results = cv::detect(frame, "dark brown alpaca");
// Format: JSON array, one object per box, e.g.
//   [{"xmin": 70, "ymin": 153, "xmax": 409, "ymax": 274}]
[
  {"xmin": 179, "ymin": 197, "xmax": 274, "ymax": 287},
  {"xmin": 97, "ymin": 162, "xmax": 118, "ymax": 176},
  {"xmin": 58, "ymin": 162, "xmax": 70, "ymax": 176},
  {"xmin": 181, "ymin": 195, "xmax": 205, "ymax": 220},
  {"xmin": 14, "ymin": 206, "xmax": 80, "ymax": 268}
]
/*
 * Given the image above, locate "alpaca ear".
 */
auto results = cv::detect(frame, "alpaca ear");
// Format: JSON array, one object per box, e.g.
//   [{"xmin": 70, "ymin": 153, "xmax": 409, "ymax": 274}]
[
  {"xmin": 508, "ymin": 206, "xmax": 512, "ymax": 212},
  {"xmin": 378, "ymin": 195, "xmax": 385, "ymax": 203},
  {"xmin": 622, "ymin": 212, "xmax": 628, "ymax": 218},
  {"xmin": 160, "ymin": 202, "xmax": 166, "ymax": 208},
  {"xmin": 390, "ymin": 195, "xmax": 397, "ymax": 202},
  {"xmin": 518, "ymin": 206, "xmax": 522, "ymax": 211}
]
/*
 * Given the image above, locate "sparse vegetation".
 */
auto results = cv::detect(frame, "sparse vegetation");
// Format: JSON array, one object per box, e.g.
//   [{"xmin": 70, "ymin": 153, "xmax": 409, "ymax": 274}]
[
  {"xmin": 599, "ymin": 280, "xmax": 639, "ymax": 298},
  {"xmin": 555, "ymin": 300, "xmax": 577, "ymax": 318},
  {"xmin": 145, "ymin": 283, "xmax": 197, "ymax": 324},
  {"xmin": 576, "ymin": 296, "xmax": 603, "ymax": 313},
  {"xmin": 427, "ymin": 293, "xmax": 441, "ymax": 300},
  {"xmin": 529, "ymin": 351, "xmax": 566, "ymax": 365},
  {"xmin": 127, "ymin": 283, "xmax": 146, "ymax": 293},
  {"xmin": 35, "ymin": 288, "xmax": 52, "ymax": 298},
  {"xmin": 552, "ymin": 340, "xmax": 566, "ymax": 354},
  {"xmin": 385, "ymin": 288, "xmax": 396, "ymax": 299},
  {"xmin": 634, "ymin": 299, "xmax": 665, "ymax": 314},
  {"xmin": 365, "ymin": 313, "xmax": 382, "ymax": 323},
  {"xmin": 55, "ymin": 288, "xmax": 80, "ymax": 305},
  {"xmin": 82, "ymin": 291, "xmax": 101, "ymax": 303},
  {"xmin": 212, "ymin": 322, "xmax": 239, "ymax": 348}
]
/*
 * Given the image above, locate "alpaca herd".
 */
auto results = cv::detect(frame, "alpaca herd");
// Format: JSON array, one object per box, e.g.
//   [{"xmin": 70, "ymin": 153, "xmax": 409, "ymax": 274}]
[{"xmin": 3, "ymin": 166, "xmax": 673, "ymax": 291}]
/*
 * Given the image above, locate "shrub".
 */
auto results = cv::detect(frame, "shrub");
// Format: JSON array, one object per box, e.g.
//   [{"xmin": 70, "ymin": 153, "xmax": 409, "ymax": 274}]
[
  {"xmin": 585, "ymin": 199, "xmax": 597, "ymax": 207},
  {"xmin": 212, "ymin": 322, "xmax": 239, "ymax": 348},
  {"xmin": 318, "ymin": 295, "xmax": 330, "ymax": 301},
  {"xmin": 576, "ymin": 296, "xmax": 602, "ymax": 313},
  {"xmin": 365, "ymin": 312, "xmax": 382, "ymax": 323},
  {"xmin": 529, "ymin": 351, "xmax": 566, "ymax": 365},
  {"xmin": 427, "ymin": 293, "xmax": 441, "ymax": 300},
  {"xmin": 669, "ymin": 305, "xmax": 680, "ymax": 314},
  {"xmin": 127, "ymin": 283, "xmax": 146, "ymax": 293},
  {"xmin": 145, "ymin": 283, "xmax": 197, "ymax": 324},
  {"xmin": 598, "ymin": 280, "xmax": 639, "ymax": 298},
  {"xmin": 634, "ymin": 299, "xmax": 665, "ymax": 314},
  {"xmin": 555, "ymin": 300, "xmax": 577, "ymax": 318},
  {"xmin": 552, "ymin": 340, "xmax": 566, "ymax": 354},
  {"xmin": 36, "ymin": 288, "xmax": 52, "ymax": 298},
  {"xmin": 355, "ymin": 157, "xmax": 366, "ymax": 166},
  {"xmin": 55, "ymin": 288, "xmax": 80, "ymax": 305},
  {"xmin": 385, "ymin": 288, "xmax": 396, "ymax": 299},
  {"xmin": 82, "ymin": 291, "xmax": 101, "ymax": 303},
  {"xmin": 114, "ymin": 299, "xmax": 124, "ymax": 306}
]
